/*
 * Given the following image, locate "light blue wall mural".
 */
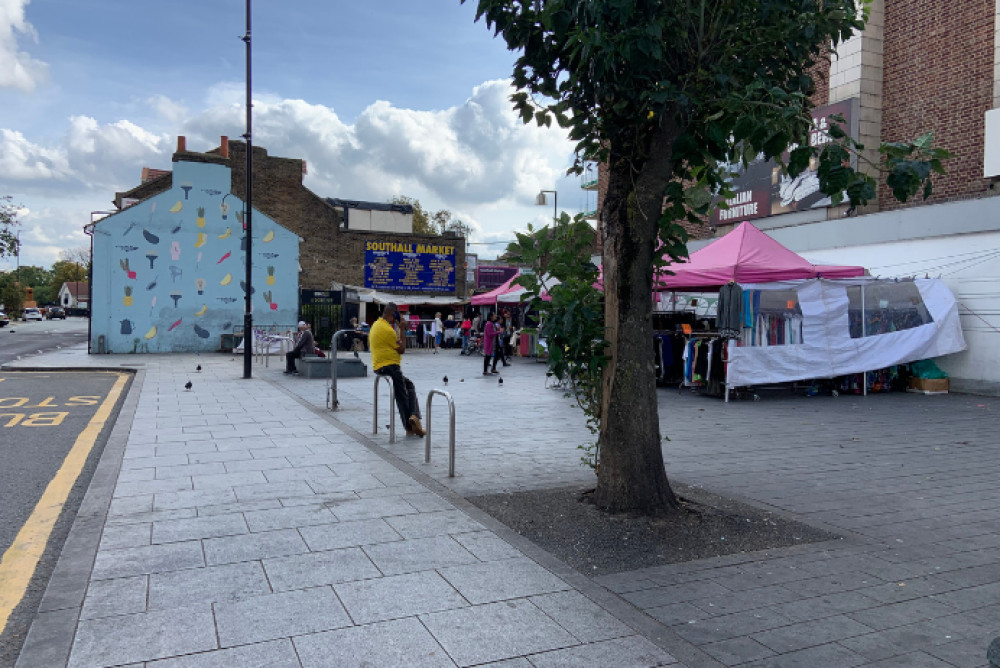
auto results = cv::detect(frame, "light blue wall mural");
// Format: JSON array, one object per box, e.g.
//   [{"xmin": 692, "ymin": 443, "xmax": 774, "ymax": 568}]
[{"xmin": 91, "ymin": 159, "xmax": 299, "ymax": 353}]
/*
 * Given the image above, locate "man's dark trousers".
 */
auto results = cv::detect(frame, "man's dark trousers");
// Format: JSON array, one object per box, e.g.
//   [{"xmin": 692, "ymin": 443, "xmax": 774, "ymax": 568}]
[{"xmin": 375, "ymin": 364, "xmax": 420, "ymax": 426}]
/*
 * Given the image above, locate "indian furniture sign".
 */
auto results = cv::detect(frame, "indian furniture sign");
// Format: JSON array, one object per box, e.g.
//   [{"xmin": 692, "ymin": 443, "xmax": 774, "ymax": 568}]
[
  {"xmin": 711, "ymin": 98, "xmax": 859, "ymax": 226},
  {"xmin": 364, "ymin": 240, "xmax": 456, "ymax": 293}
]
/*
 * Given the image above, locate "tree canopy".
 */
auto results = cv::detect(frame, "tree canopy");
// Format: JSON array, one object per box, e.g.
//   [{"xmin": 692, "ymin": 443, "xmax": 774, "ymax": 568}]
[
  {"xmin": 468, "ymin": 0, "xmax": 947, "ymax": 515},
  {"xmin": 391, "ymin": 196, "xmax": 471, "ymax": 237},
  {"xmin": 0, "ymin": 197, "xmax": 21, "ymax": 259}
]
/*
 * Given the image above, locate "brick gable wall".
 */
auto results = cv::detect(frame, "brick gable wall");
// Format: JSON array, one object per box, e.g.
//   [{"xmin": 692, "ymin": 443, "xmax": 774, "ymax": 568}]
[{"xmin": 881, "ymin": 0, "xmax": 996, "ymax": 210}]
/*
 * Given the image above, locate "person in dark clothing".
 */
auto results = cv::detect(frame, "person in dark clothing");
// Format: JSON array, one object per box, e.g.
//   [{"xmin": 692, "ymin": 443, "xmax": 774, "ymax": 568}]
[{"xmin": 284, "ymin": 321, "xmax": 315, "ymax": 374}]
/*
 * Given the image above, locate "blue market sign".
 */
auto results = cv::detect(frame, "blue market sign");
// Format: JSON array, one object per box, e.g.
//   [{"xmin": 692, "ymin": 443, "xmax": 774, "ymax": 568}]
[{"xmin": 364, "ymin": 241, "xmax": 456, "ymax": 293}]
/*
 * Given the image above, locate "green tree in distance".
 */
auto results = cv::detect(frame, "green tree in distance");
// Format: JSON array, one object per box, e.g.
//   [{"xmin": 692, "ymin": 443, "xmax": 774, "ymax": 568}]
[
  {"xmin": 391, "ymin": 196, "xmax": 471, "ymax": 237},
  {"xmin": 467, "ymin": 0, "xmax": 949, "ymax": 515},
  {"xmin": 1, "ymin": 196, "xmax": 22, "ymax": 258}
]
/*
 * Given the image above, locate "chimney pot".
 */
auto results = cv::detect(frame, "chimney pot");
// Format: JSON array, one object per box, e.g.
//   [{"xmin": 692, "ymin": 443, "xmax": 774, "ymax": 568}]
[
  {"xmin": 220, "ymin": 136, "xmax": 229, "ymax": 158},
  {"xmin": 177, "ymin": 136, "xmax": 186, "ymax": 152}
]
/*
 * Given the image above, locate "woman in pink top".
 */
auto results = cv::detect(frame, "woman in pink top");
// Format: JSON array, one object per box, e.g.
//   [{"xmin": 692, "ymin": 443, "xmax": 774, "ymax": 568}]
[{"xmin": 482, "ymin": 312, "xmax": 498, "ymax": 375}]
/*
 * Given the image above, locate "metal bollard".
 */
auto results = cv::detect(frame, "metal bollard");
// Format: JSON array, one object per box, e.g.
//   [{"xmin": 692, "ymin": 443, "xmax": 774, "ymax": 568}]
[
  {"xmin": 373, "ymin": 374, "xmax": 396, "ymax": 443},
  {"xmin": 326, "ymin": 329, "xmax": 352, "ymax": 410},
  {"xmin": 424, "ymin": 389, "xmax": 456, "ymax": 477}
]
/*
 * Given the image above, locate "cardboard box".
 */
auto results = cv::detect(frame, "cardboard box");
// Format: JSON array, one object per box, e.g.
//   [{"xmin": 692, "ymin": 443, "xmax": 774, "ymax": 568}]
[{"xmin": 908, "ymin": 377, "xmax": 949, "ymax": 394}]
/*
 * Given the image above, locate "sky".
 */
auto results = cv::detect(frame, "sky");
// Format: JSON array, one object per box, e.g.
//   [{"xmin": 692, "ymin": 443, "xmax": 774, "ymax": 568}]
[{"xmin": 0, "ymin": 0, "xmax": 596, "ymax": 270}]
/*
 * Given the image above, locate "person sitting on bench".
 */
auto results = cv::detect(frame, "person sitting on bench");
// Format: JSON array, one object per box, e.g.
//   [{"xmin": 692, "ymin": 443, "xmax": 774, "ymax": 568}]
[{"xmin": 284, "ymin": 321, "xmax": 315, "ymax": 375}]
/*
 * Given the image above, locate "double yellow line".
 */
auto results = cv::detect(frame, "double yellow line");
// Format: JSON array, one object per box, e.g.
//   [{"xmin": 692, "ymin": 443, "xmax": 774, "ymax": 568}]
[{"xmin": 0, "ymin": 372, "xmax": 130, "ymax": 634}]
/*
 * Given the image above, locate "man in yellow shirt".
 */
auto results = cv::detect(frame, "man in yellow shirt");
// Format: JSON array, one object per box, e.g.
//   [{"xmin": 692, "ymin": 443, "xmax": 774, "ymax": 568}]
[{"xmin": 371, "ymin": 303, "xmax": 424, "ymax": 437}]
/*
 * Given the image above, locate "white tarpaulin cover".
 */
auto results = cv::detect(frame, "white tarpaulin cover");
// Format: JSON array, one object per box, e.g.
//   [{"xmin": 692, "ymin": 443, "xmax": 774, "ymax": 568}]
[{"xmin": 725, "ymin": 278, "xmax": 966, "ymax": 387}]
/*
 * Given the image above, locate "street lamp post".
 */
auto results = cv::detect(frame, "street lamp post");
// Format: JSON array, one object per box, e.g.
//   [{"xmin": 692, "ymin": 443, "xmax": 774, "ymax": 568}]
[{"xmin": 536, "ymin": 190, "xmax": 558, "ymax": 226}]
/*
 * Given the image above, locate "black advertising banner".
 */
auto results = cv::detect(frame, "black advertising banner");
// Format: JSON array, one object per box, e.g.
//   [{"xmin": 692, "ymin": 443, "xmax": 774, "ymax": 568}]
[
  {"xmin": 712, "ymin": 98, "xmax": 859, "ymax": 226},
  {"xmin": 364, "ymin": 241, "xmax": 456, "ymax": 293},
  {"xmin": 477, "ymin": 265, "xmax": 519, "ymax": 290}
]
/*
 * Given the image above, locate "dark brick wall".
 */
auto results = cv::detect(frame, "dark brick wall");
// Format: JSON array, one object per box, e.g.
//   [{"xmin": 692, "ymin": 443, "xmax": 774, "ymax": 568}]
[
  {"xmin": 881, "ymin": 0, "xmax": 995, "ymax": 210},
  {"xmin": 225, "ymin": 141, "xmax": 465, "ymax": 295},
  {"xmin": 115, "ymin": 141, "xmax": 465, "ymax": 295}
]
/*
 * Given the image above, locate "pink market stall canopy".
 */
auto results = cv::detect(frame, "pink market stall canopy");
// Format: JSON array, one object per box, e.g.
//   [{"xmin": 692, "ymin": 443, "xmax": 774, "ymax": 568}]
[
  {"xmin": 470, "ymin": 273, "xmax": 557, "ymax": 306},
  {"xmin": 654, "ymin": 221, "xmax": 865, "ymax": 290}
]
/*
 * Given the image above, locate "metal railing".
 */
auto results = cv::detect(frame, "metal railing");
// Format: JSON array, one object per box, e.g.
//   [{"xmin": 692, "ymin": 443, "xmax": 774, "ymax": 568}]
[
  {"xmin": 372, "ymin": 374, "xmax": 397, "ymax": 443},
  {"xmin": 424, "ymin": 389, "xmax": 456, "ymax": 477},
  {"xmin": 326, "ymin": 329, "xmax": 352, "ymax": 409}
]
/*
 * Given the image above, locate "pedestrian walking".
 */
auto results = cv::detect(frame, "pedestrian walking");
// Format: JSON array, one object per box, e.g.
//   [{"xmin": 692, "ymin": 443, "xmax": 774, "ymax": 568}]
[{"xmin": 483, "ymin": 312, "xmax": 499, "ymax": 375}]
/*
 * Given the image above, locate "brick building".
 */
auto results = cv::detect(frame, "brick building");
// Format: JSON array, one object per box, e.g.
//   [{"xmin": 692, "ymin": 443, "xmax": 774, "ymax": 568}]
[
  {"xmin": 588, "ymin": 1, "xmax": 1000, "ymax": 391},
  {"xmin": 114, "ymin": 138, "xmax": 466, "ymax": 297}
]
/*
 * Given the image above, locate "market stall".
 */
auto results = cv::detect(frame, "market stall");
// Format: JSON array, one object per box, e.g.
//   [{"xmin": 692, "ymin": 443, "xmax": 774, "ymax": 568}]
[{"xmin": 652, "ymin": 223, "xmax": 966, "ymax": 400}]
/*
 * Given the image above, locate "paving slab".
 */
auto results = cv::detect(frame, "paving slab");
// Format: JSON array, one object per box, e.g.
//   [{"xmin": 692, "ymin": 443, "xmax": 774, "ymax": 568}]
[
  {"xmin": 214, "ymin": 586, "xmax": 352, "ymax": 647},
  {"xmin": 293, "ymin": 617, "xmax": 455, "ymax": 668}
]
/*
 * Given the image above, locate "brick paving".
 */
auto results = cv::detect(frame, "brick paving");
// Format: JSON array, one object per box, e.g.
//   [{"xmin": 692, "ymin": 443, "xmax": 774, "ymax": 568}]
[{"xmin": 8, "ymin": 344, "xmax": 999, "ymax": 667}]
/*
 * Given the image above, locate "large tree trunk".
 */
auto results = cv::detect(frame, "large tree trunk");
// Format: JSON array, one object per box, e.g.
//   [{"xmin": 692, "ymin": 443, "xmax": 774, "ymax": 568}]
[{"xmin": 593, "ymin": 126, "xmax": 681, "ymax": 515}]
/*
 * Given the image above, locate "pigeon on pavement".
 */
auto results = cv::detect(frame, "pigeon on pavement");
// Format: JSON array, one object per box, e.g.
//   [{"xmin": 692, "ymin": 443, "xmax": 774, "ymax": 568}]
[{"xmin": 184, "ymin": 380, "xmax": 193, "ymax": 391}]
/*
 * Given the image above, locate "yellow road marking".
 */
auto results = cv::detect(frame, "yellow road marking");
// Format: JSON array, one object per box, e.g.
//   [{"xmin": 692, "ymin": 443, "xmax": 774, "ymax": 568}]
[{"xmin": 0, "ymin": 372, "xmax": 129, "ymax": 634}]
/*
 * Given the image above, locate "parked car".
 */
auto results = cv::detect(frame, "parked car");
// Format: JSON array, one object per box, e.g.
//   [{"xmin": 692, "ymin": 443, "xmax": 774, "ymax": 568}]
[
  {"xmin": 45, "ymin": 307, "xmax": 66, "ymax": 320},
  {"xmin": 22, "ymin": 308, "xmax": 43, "ymax": 321},
  {"xmin": 0, "ymin": 311, "xmax": 8, "ymax": 327}
]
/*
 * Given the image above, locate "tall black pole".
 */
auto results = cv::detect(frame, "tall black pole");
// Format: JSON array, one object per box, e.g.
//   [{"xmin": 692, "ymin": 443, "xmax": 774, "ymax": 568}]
[{"xmin": 242, "ymin": 0, "xmax": 253, "ymax": 379}]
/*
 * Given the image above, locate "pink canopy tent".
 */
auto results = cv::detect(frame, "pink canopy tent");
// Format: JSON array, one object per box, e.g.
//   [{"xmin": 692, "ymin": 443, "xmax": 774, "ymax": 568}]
[
  {"xmin": 471, "ymin": 273, "xmax": 521, "ymax": 305},
  {"xmin": 654, "ymin": 221, "xmax": 865, "ymax": 290},
  {"xmin": 471, "ymin": 272, "xmax": 555, "ymax": 305}
]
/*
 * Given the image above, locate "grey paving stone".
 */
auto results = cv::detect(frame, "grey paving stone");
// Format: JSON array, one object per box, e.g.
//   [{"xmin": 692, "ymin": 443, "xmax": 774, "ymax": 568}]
[
  {"xmin": 335, "ymin": 570, "xmax": 469, "ymax": 624},
  {"xmin": 701, "ymin": 635, "xmax": 775, "ymax": 665},
  {"xmin": 325, "ymin": 495, "xmax": 419, "ymax": 521},
  {"xmin": 80, "ymin": 575, "xmax": 148, "ymax": 619},
  {"xmin": 263, "ymin": 546, "xmax": 381, "ymax": 591},
  {"xmin": 691, "ymin": 584, "xmax": 799, "ymax": 616},
  {"xmin": 837, "ymin": 618, "xmax": 973, "ymax": 662},
  {"xmin": 203, "ymin": 528, "xmax": 310, "ymax": 565},
  {"xmin": 260, "ymin": 465, "xmax": 339, "ymax": 483},
  {"xmin": 233, "ymin": 480, "xmax": 316, "ymax": 502},
  {"xmin": 191, "ymin": 470, "xmax": 269, "ymax": 489},
  {"xmin": 146, "ymin": 639, "xmax": 302, "ymax": 667},
  {"xmin": 68, "ymin": 605, "xmax": 217, "ymax": 667},
  {"xmin": 363, "ymin": 535, "xmax": 480, "ymax": 576},
  {"xmin": 155, "ymin": 462, "xmax": 228, "ymax": 479},
  {"xmin": 306, "ymin": 472, "xmax": 388, "ymax": 494},
  {"xmin": 113, "ymin": 478, "xmax": 193, "ymax": 498},
  {"xmin": 751, "ymin": 615, "xmax": 877, "ymax": 654},
  {"xmin": 243, "ymin": 504, "xmax": 337, "ymax": 532},
  {"xmin": 421, "ymin": 599, "xmax": 578, "ymax": 666},
  {"xmin": 117, "ymin": 466, "xmax": 156, "ymax": 483},
  {"xmin": 526, "ymin": 635, "xmax": 677, "ymax": 667},
  {"xmin": 148, "ymin": 561, "xmax": 271, "ymax": 610},
  {"xmin": 670, "ymin": 608, "xmax": 797, "ymax": 645},
  {"xmin": 92, "ymin": 540, "xmax": 205, "ymax": 580},
  {"xmin": 437, "ymin": 557, "xmax": 571, "ymax": 605},
  {"xmin": 769, "ymin": 590, "xmax": 882, "ymax": 623},
  {"xmin": 645, "ymin": 601, "xmax": 712, "ymax": 626},
  {"xmin": 196, "ymin": 498, "xmax": 282, "ymax": 516},
  {"xmin": 451, "ymin": 530, "xmax": 522, "ymax": 562},
  {"xmin": 298, "ymin": 517, "xmax": 403, "ymax": 551},
  {"xmin": 384, "ymin": 509, "xmax": 487, "ymax": 538},
  {"xmin": 151, "ymin": 513, "xmax": 248, "ymax": 543},
  {"xmin": 622, "ymin": 581, "xmax": 733, "ymax": 610},
  {"xmin": 739, "ymin": 641, "xmax": 868, "ymax": 668},
  {"xmin": 221, "ymin": 455, "xmax": 291, "ymax": 472},
  {"xmin": 154, "ymin": 488, "xmax": 237, "ymax": 511},
  {"xmin": 106, "ymin": 507, "xmax": 197, "ymax": 526},
  {"xmin": 846, "ymin": 597, "xmax": 959, "ymax": 631},
  {"xmin": 400, "ymin": 492, "xmax": 455, "ymax": 512},
  {"xmin": 528, "ymin": 590, "xmax": 634, "ymax": 643},
  {"xmin": 293, "ymin": 616, "xmax": 454, "ymax": 668},
  {"xmin": 214, "ymin": 586, "xmax": 351, "ymax": 647},
  {"xmin": 108, "ymin": 494, "xmax": 154, "ymax": 516},
  {"xmin": 865, "ymin": 651, "xmax": 958, "ymax": 667},
  {"xmin": 122, "ymin": 453, "xmax": 190, "ymax": 469},
  {"xmin": 99, "ymin": 522, "xmax": 151, "ymax": 550}
]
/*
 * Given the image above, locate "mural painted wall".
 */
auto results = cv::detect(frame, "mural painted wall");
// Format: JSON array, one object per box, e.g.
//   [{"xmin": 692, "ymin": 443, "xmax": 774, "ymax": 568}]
[{"xmin": 91, "ymin": 159, "xmax": 299, "ymax": 353}]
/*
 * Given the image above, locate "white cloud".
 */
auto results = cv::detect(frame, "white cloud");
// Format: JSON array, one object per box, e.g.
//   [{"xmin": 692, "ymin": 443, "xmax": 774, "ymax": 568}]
[
  {"xmin": 2, "ymin": 79, "xmax": 579, "ymax": 266},
  {"xmin": 0, "ymin": 0, "xmax": 48, "ymax": 91}
]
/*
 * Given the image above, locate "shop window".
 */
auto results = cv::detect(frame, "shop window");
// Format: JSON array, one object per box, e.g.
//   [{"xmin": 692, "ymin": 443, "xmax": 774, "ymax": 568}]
[{"xmin": 846, "ymin": 282, "xmax": 933, "ymax": 339}]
